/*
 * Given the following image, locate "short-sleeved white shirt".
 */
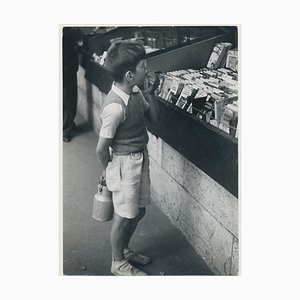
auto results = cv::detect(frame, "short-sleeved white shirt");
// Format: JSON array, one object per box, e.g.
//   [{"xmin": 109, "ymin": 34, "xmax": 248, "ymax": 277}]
[{"xmin": 100, "ymin": 83, "xmax": 149, "ymax": 139}]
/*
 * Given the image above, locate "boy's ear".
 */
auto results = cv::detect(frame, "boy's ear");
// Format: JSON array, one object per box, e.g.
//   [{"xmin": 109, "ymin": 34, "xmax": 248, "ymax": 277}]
[{"xmin": 125, "ymin": 71, "xmax": 134, "ymax": 82}]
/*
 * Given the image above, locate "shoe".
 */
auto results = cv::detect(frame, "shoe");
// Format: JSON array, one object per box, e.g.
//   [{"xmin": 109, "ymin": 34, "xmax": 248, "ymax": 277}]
[
  {"xmin": 63, "ymin": 136, "xmax": 71, "ymax": 142},
  {"xmin": 124, "ymin": 248, "xmax": 151, "ymax": 265},
  {"xmin": 111, "ymin": 259, "xmax": 147, "ymax": 276}
]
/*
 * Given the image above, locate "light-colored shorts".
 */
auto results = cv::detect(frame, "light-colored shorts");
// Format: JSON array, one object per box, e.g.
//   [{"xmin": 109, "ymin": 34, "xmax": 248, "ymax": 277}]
[{"xmin": 105, "ymin": 148, "xmax": 150, "ymax": 219}]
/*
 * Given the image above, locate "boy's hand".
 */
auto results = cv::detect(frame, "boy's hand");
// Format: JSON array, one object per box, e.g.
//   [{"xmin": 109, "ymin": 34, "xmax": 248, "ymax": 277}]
[{"xmin": 145, "ymin": 72, "xmax": 160, "ymax": 95}]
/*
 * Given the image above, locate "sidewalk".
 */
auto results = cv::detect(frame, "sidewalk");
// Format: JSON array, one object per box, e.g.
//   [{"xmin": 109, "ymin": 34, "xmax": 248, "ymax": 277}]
[{"xmin": 62, "ymin": 115, "xmax": 214, "ymax": 276}]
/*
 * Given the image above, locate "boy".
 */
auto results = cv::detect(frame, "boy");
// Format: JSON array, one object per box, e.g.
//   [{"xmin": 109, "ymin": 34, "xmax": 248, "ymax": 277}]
[{"xmin": 96, "ymin": 40, "xmax": 160, "ymax": 276}]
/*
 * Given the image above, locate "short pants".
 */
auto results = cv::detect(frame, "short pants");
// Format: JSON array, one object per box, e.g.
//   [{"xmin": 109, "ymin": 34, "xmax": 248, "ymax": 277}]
[{"xmin": 105, "ymin": 148, "xmax": 151, "ymax": 219}]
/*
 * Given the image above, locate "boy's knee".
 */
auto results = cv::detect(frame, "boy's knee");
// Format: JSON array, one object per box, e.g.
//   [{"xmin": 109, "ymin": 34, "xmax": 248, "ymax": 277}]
[{"xmin": 113, "ymin": 214, "xmax": 130, "ymax": 229}]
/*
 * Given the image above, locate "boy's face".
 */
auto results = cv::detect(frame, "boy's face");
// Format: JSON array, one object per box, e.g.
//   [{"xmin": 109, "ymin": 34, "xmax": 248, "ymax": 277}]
[{"xmin": 132, "ymin": 59, "xmax": 148, "ymax": 86}]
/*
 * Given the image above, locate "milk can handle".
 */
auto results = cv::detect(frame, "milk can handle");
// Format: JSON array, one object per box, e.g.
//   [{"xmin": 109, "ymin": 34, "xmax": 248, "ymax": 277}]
[
  {"xmin": 98, "ymin": 175, "xmax": 107, "ymax": 193},
  {"xmin": 100, "ymin": 175, "xmax": 107, "ymax": 186}
]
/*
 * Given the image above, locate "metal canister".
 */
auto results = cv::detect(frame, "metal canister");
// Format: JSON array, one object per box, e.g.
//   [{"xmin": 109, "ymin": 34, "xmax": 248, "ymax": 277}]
[{"xmin": 92, "ymin": 177, "xmax": 113, "ymax": 222}]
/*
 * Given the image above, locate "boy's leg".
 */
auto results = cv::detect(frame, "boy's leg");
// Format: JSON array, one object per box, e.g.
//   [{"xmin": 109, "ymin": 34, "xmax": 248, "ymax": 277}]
[
  {"xmin": 123, "ymin": 207, "xmax": 151, "ymax": 265},
  {"xmin": 122, "ymin": 149, "xmax": 151, "ymax": 265},
  {"xmin": 110, "ymin": 213, "xmax": 130, "ymax": 261},
  {"xmin": 110, "ymin": 211, "xmax": 148, "ymax": 275},
  {"xmin": 124, "ymin": 207, "xmax": 146, "ymax": 249}
]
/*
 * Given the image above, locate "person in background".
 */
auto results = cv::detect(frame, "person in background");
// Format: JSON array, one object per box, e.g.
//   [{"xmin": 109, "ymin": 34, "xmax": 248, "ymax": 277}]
[
  {"xmin": 96, "ymin": 40, "xmax": 160, "ymax": 275},
  {"xmin": 63, "ymin": 27, "xmax": 83, "ymax": 142}
]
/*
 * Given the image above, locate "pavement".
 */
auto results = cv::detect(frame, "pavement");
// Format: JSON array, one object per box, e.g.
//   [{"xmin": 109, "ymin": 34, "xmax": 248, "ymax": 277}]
[{"xmin": 62, "ymin": 115, "xmax": 214, "ymax": 276}]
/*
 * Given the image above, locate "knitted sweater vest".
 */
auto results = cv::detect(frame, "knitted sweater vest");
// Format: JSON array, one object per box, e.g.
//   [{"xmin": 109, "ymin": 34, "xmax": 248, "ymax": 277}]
[{"xmin": 102, "ymin": 90, "xmax": 149, "ymax": 154}]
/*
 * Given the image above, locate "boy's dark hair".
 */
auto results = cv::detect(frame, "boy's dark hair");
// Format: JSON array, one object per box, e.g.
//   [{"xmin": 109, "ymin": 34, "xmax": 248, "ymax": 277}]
[{"xmin": 104, "ymin": 40, "xmax": 146, "ymax": 82}]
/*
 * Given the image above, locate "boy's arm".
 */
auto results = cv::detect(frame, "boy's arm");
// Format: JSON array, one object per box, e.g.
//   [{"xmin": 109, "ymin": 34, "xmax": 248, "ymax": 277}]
[
  {"xmin": 96, "ymin": 136, "xmax": 113, "ymax": 177},
  {"xmin": 144, "ymin": 72, "xmax": 160, "ymax": 123},
  {"xmin": 96, "ymin": 102, "xmax": 124, "ymax": 176}
]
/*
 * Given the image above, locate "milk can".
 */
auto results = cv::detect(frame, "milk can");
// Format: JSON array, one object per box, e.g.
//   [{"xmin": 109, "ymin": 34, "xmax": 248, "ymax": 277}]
[{"xmin": 92, "ymin": 176, "xmax": 114, "ymax": 222}]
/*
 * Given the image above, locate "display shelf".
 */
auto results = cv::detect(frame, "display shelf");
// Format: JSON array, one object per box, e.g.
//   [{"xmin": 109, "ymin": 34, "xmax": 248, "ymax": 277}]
[
  {"xmin": 146, "ymin": 96, "xmax": 238, "ymax": 197},
  {"xmin": 84, "ymin": 26, "xmax": 235, "ymax": 58}
]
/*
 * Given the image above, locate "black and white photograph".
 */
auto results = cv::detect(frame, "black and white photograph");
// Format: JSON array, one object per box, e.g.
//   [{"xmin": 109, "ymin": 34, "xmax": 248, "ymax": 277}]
[
  {"xmin": 62, "ymin": 25, "xmax": 239, "ymax": 276},
  {"xmin": 3, "ymin": 0, "xmax": 300, "ymax": 298}
]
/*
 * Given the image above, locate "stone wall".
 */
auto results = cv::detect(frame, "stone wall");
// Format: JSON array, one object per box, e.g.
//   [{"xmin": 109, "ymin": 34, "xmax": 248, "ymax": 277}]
[
  {"xmin": 147, "ymin": 133, "xmax": 239, "ymax": 275},
  {"xmin": 77, "ymin": 66, "xmax": 239, "ymax": 275}
]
